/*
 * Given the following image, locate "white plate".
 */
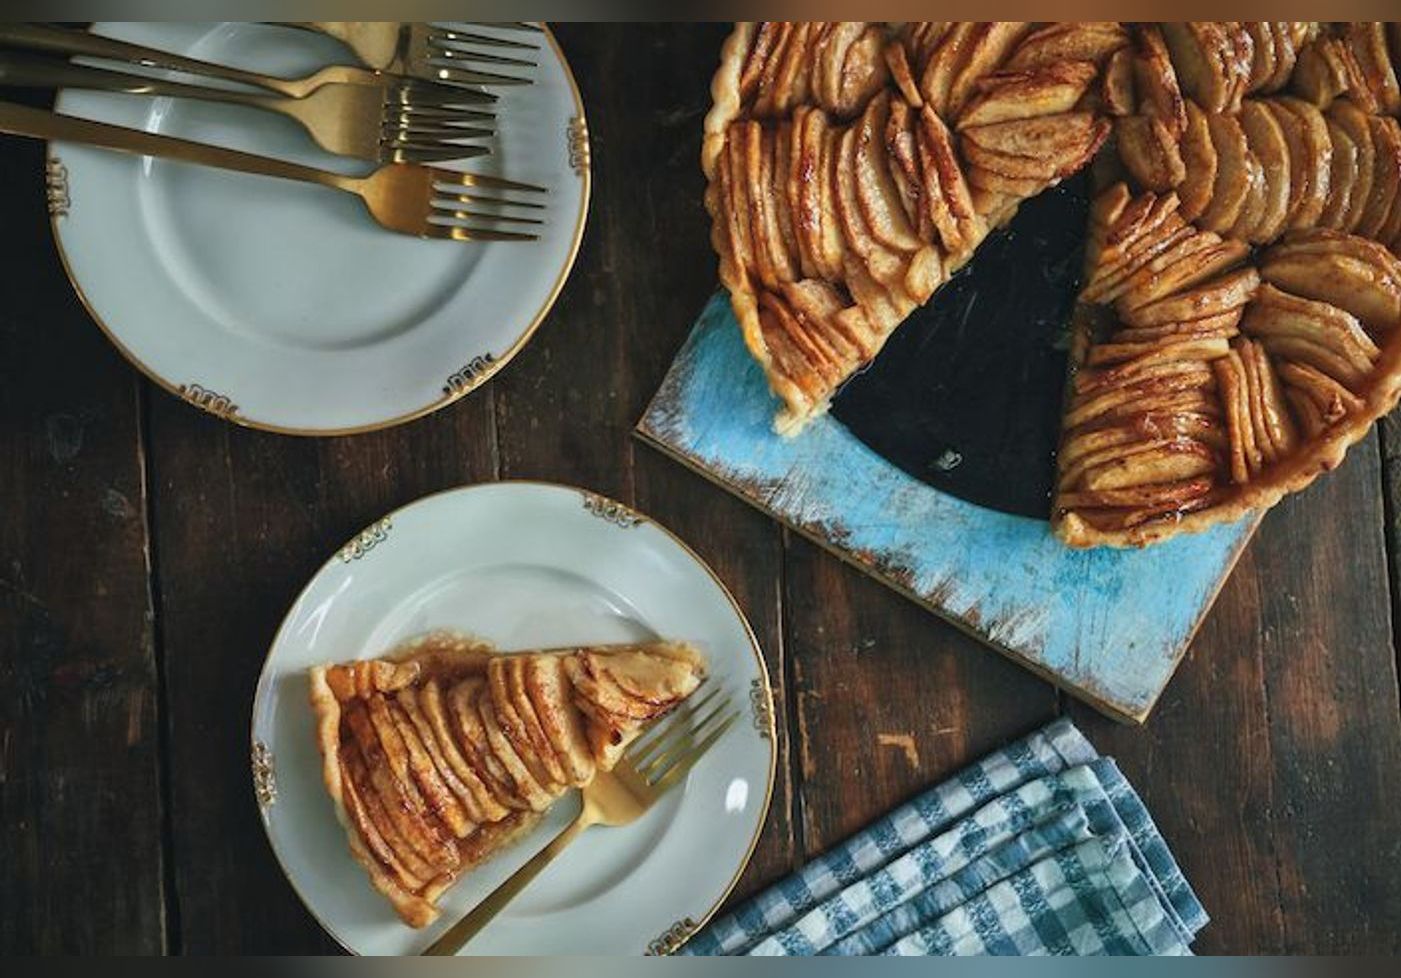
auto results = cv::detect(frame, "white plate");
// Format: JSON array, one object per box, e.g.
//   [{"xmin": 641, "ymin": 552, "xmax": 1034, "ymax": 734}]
[
  {"xmin": 251, "ymin": 482, "xmax": 776, "ymax": 955},
  {"xmin": 48, "ymin": 22, "xmax": 589, "ymax": 434}
]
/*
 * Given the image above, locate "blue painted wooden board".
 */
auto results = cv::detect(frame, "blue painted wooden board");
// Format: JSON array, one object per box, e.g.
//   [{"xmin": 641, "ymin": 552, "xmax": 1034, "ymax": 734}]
[{"xmin": 636, "ymin": 292, "xmax": 1260, "ymax": 723}]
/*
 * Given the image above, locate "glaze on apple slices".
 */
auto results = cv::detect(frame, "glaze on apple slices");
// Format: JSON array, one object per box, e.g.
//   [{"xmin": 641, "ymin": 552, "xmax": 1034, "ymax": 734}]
[{"xmin": 309, "ymin": 636, "xmax": 706, "ymax": 927}]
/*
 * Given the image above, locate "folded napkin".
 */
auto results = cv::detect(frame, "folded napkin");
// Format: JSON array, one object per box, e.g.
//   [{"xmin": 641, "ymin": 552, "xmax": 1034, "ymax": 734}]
[{"xmin": 680, "ymin": 718, "xmax": 1205, "ymax": 956}]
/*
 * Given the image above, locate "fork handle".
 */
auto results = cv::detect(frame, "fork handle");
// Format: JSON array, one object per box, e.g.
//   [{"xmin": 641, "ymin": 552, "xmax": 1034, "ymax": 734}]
[
  {"xmin": 422, "ymin": 813, "xmax": 592, "ymax": 956},
  {"xmin": 0, "ymin": 101, "xmax": 348, "ymax": 191},
  {"xmin": 0, "ymin": 51, "xmax": 280, "ymax": 113},
  {"xmin": 295, "ymin": 22, "xmax": 399, "ymax": 71},
  {"xmin": 0, "ymin": 24, "xmax": 306, "ymax": 98}
]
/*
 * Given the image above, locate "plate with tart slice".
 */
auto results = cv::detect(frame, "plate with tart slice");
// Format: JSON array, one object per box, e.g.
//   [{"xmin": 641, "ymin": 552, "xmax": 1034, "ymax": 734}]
[{"xmin": 251, "ymin": 482, "xmax": 775, "ymax": 954}]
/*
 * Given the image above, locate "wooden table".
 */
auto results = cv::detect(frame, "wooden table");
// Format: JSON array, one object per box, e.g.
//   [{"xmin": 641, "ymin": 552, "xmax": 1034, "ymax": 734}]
[{"xmin": 4, "ymin": 25, "xmax": 1401, "ymax": 955}]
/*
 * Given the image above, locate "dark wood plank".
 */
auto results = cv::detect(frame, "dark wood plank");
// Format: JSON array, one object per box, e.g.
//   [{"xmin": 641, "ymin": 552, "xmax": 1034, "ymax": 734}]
[
  {"xmin": 1376, "ymin": 414, "xmax": 1401, "ymax": 714},
  {"xmin": 147, "ymin": 401, "xmax": 498, "ymax": 952},
  {"xmin": 499, "ymin": 23, "xmax": 799, "ymax": 902},
  {"xmin": 783, "ymin": 532, "xmax": 1059, "ymax": 856},
  {"xmin": 0, "ymin": 136, "xmax": 167, "ymax": 952},
  {"xmin": 1072, "ymin": 433, "xmax": 1401, "ymax": 955}
]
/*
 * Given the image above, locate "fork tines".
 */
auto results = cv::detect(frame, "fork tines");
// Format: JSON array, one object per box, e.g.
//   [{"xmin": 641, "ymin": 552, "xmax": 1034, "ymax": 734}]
[
  {"xmin": 425, "ymin": 167, "xmax": 548, "ymax": 242},
  {"xmin": 622, "ymin": 685, "xmax": 741, "ymax": 793},
  {"xmin": 408, "ymin": 23, "xmax": 539, "ymax": 87}
]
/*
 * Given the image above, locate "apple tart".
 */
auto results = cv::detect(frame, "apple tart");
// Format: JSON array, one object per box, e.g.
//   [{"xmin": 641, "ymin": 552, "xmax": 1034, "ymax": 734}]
[
  {"xmin": 309, "ymin": 634, "xmax": 706, "ymax": 927},
  {"xmin": 704, "ymin": 21, "xmax": 1401, "ymax": 547}
]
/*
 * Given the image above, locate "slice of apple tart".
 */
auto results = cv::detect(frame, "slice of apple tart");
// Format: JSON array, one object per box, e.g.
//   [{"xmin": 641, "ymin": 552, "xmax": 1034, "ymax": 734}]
[
  {"xmin": 1055, "ymin": 187, "xmax": 1401, "ymax": 546},
  {"xmin": 309, "ymin": 636, "xmax": 707, "ymax": 927}
]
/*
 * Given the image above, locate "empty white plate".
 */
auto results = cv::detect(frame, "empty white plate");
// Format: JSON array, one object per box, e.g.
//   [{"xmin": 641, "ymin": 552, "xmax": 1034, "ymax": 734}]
[
  {"xmin": 47, "ymin": 22, "xmax": 590, "ymax": 434},
  {"xmin": 251, "ymin": 482, "xmax": 777, "ymax": 954}
]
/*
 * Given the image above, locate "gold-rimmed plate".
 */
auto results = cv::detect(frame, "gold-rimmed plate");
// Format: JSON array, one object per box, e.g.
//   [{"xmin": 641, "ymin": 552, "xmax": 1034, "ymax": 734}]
[
  {"xmin": 251, "ymin": 482, "xmax": 776, "ymax": 954},
  {"xmin": 46, "ymin": 22, "xmax": 589, "ymax": 435}
]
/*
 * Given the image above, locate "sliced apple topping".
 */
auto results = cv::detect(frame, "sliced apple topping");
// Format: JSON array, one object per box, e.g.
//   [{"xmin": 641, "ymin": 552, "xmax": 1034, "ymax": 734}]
[
  {"xmin": 1340, "ymin": 22, "xmax": 1401, "ymax": 116},
  {"xmin": 1116, "ymin": 114, "xmax": 1186, "ymax": 193},
  {"xmin": 1002, "ymin": 21, "xmax": 1128, "ymax": 73},
  {"xmin": 1161, "ymin": 22, "xmax": 1251, "ymax": 114},
  {"xmin": 1131, "ymin": 25, "xmax": 1187, "ymax": 137},
  {"xmin": 1237, "ymin": 99, "xmax": 1291, "ymax": 242},
  {"xmin": 1289, "ymin": 34, "xmax": 1356, "ymax": 109}
]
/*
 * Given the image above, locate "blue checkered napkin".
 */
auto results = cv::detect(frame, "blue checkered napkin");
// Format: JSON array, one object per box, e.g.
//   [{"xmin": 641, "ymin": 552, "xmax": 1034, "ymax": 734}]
[{"xmin": 680, "ymin": 719, "xmax": 1205, "ymax": 956}]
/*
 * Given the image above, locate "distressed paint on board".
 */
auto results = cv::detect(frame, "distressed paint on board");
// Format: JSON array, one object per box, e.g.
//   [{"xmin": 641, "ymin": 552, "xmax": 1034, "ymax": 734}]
[{"xmin": 637, "ymin": 293, "xmax": 1260, "ymax": 723}]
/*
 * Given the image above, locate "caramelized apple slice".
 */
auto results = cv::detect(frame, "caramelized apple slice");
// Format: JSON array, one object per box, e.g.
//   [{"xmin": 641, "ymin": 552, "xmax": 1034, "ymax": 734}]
[
  {"xmin": 1063, "ymin": 364, "xmax": 1216, "ymax": 430},
  {"xmin": 1109, "ymin": 310, "xmax": 1243, "ymax": 345},
  {"xmin": 1323, "ymin": 100, "xmax": 1374, "ymax": 235},
  {"xmin": 884, "ymin": 37, "xmax": 922, "ymax": 106},
  {"xmin": 1078, "ymin": 440, "xmax": 1219, "ymax": 491},
  {"xmin": 1197, "ymin": 110, "xmax": 1251, "ymax": 233},
  {"xmin": 884, "ymin": 98, "xmax": 932, "ymax": 239},
  {"xmin": 1342, "ymin": 22, "xmax": 1401, "ymax": 115},
  {"xmin": 1101, "ymin": 46, "xmax": 1135, "ymax": 116},
  {"xmin": 344, "ymin": 702, "xmax": 461, "ymax": 871},
  {"xmin": 1120, "ymin": 266, "xmax": 1260, "ymax": 328},
  {"xmin": 915, "ymin": 105, "xmax": 983, "ymax": 259},
  {"xmin": 769, "ymin": 22, "xmax": 816, "ymax": 116},
  {"xmin": 522, "ymin": 656, "xmax": 595, "ymax": 788},
  {"xmin": 1116, "ymin": 238, "xmax": 1251, "ymax": 313},
  {"xmin": 833, "ymin": 24, "xmax": 890, "ymax": 116},
  {"xmin": 1245, "ymin": 281, "xmax": 1379, "ymax": 367},
  {"xmin": 834, "ymin": 123, "xmax": 910, "ymax": 292},
  {"xmin": 1085, "ymin": 334, "xmax": 1232, "ymax": 369},
  {"xmin": 1243, "ymin": 337, "xmax": 1298, "ymax": 457},
  {"xmin": 1358, "ymin": 115, "xmax": 1401, "ymax": 240},
  {"xmin": 1290, "ymin": 35, "xmax": 1351, "ymax": 108},
  {"xmin": 1162, "ymin": 22, "xmax": 1241, "ymax": 113},
  {"xmin": 1003, "ymin": 21, "xmax": 1127, "ymax": 72},
  {"xmin": 1117, "ymin": 114, "xmax": 1186, "ymax": 193},
  {"xmin": 1320, "ymin": 116, "xmax": 1359, "ymax": 231},
  {"xmin": 750, "ymin": 23, "xmax": 796, "ymax": 118},
  {"xmin": 478, "ymin": 687, "xmax": 554, "ymax": 812},
  {"xmin": 1238, "ymin": 99, "xmax": 1292, "ymax": 242},
  {"xmin": 419, "ymin": 679, "xmax": 509, "ymax": 822},
  {"xmin": 1132, "ymin": 25, "xmax": 1187, "ymax": 137},
  {"xmin": 854, "ymin": 92, "xmax": 922, "ymax": 252},
  {"xmin": 1242, "ymin": 22, "xmax": 1277, "ymax": 94},
  {"xmin": 782, "ymin": 279, "xmax": 866, "ymax": 364},
  {"xmin": 1059, "ymin": 477, "xmax": 1217, "ymax": 517},
  {"xmin": 957, "ymin": 61, "xmax": 1097, "ymax": 128},
  {"xmin": 447, "ymin": 677, "xmax": 527, "ymax": 811},
  {"xmin": 814, "ymin": 22, "xmax": 866, "ymax": 116},
  {"xmin": 1259, "ymin": 232, "xmax": 1401, "ymax": 334},
  {"xmin": 493, "ymin": 656, "xmax": 567, "ymax": 792},
  {"xmin": 919, "ymin": 21, "xmax": 980, "ymax": 117},
  {"xmin": 1275, "ymin": 97, "xmax": 1332, "ymax": 229},
  {"xmin": 1277, "ymin": 360, "xmax": 1364, "ymax": 421},
  {"xmin": 1215, "ymin": 349, "xmax": 1260, "ymax": 481},
  {"xmin": 1263, "ymin": 23, "xmax": 1300, "ymax": 93},
  {"xmin": 812, "ymin": 114, "xmax": 850, "ymax": 281},
  {"xmin": 719, "ymin": 124, "xmax": 758, "ymax": 291},
  {"xmin": 945, "ymin": 22, "xmax": 1032, "ymax": 118},
  {"xmin": 1177, "ymin": 101, "xmax": 1218, "ymax": 222},
  {"xmin": 382, "ymin": 697, "xmax": 476, "ymax": 837},
  {"xmin": 739, "ymin": 22, "xmax": 785, "ymax": 104}
]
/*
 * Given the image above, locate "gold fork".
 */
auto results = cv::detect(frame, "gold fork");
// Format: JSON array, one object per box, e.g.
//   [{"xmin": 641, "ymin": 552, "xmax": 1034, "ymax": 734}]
[
  {"xmin": 0, "ymin": 25, "xmax": 495, "ymax": 164},
  {"xmin": 0, "ymin": 51, "xmax": 493, "ymax": 165},
  {"xmin": 0, "ymin": 101, "xmax": 545, "ymax": 242},
  {"xmin": 423, "ymin": 685, "xmax": 740, "ymax": 955},
  {"xmin": 295, "ymin": 22, "xmax": 539, "ymax": 87}
]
